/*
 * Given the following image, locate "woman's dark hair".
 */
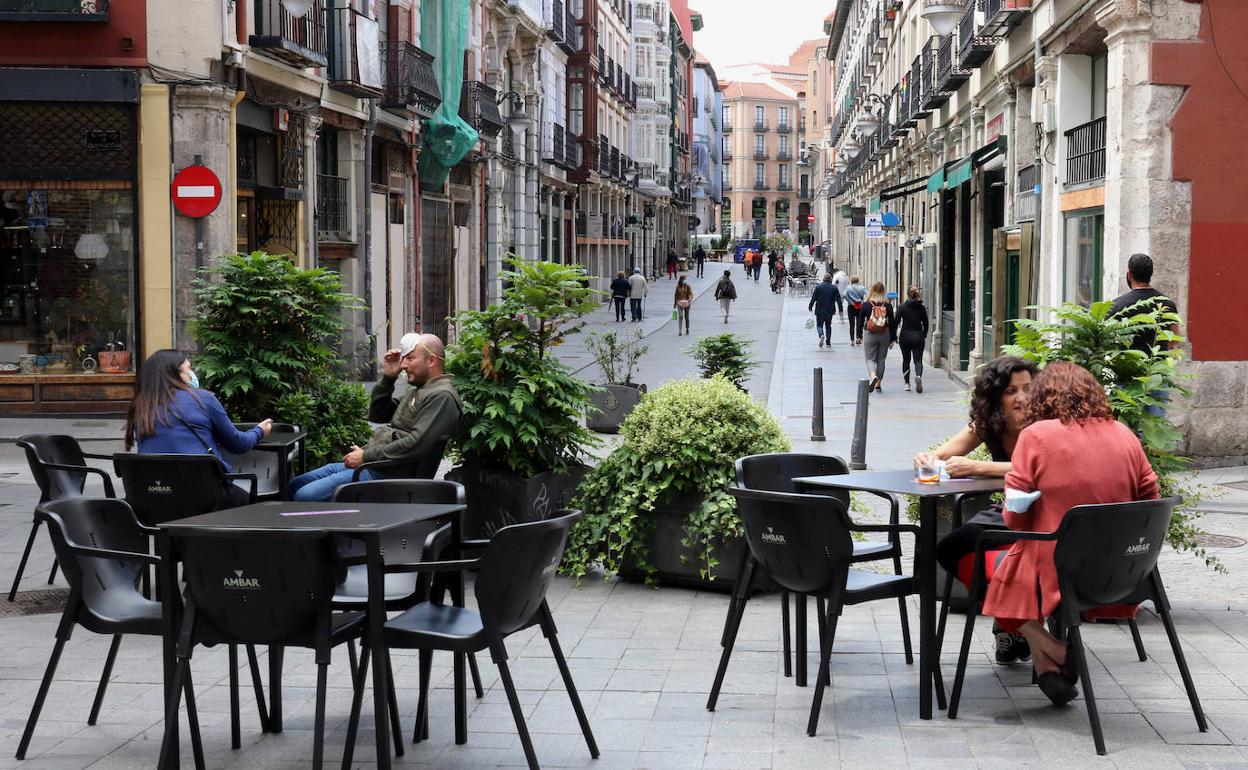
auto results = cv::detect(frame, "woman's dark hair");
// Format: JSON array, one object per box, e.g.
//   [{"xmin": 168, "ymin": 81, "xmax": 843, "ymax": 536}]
[
  {"xmin": 1027, "ymin": 361, "xmax": 1113, "ymax": 424},
  {"xmin": 124, "ymin": 349, "xmax": 192, "ymax": 450},
  {"xmin": 907, "ymin": 286, "xmax": 921, "ymax": 301},
  {"xmin": 969, "ymin": 355, "xmax": 1039, "ymax": 460}
]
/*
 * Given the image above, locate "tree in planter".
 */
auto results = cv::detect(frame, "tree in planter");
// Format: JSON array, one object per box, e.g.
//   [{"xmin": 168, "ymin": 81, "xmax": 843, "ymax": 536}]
[
  {"xmin": 445, "ymin": 257, "xmax": 601, "ymax": 477},
  {"xmin": 563, "ymin": 376, "xmax": 790, "ymax": 583},
  {"xmin": 764, "ymin": 231, "xmax": 793, "ymax": 255},
  {"xmin": 586, "ymin": 329, "xmax": 648, "ymax": 386},
  {"xmin": 190, "ymin": 251, "xmax": 371, "ymax": 466},
  {"xmin": 1002, "ymin": 299, "xmax": 1223, "ymax": 571},
  {"xmin": 688, "ymin": 333, "xmax": 757, "ymax": 389}
]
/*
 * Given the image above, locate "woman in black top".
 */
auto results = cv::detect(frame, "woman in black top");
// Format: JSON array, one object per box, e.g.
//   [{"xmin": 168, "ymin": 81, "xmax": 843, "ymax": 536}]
[
  {"xmin": 610, "ymin": 271, "xmax": 630, "ymax": 322},
  {"xmin": 896, "ymin": 286, "xmax": 930, "ymax": 393}
]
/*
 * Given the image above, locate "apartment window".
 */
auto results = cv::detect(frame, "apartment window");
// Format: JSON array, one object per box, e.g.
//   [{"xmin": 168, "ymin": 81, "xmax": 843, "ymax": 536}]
[
  {"xmin": 779, "ymin": 136, "xmax": 789, "ymax": 154},
  {"xmin": 570, "ymin": 83, "xmax": 584, "ymax": 137},
  {"xmin": 1063, "ymin": 209, "xmax": 1104, "ymax": 306},
  {"xmin": 755, "ymin": 105, "xmax": 765, "ymax": 124},
  {"xmin": 723, "ymin": 105, "xmax": 732, "ymax": 127},
  {"xmin": 779, "ymin": 106, "xmax": 789, "ymax": 126},
  {"xmin": 754, "ymin": 163, "xmax": 764, "ymax": 184},
  {"xmin": 1091, "ymin": 52, "xmax": 1107, "ymax": 120},
  {"xmin": 754, "ymin": 135, "xmax": 764, "ymax": 154},
  {"xmin": 779, "ymin": 165, "xmax": 789, "ymax": 187}
]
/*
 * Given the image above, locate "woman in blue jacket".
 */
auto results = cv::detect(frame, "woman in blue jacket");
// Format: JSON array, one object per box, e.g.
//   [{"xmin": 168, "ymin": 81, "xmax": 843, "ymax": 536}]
[{"xmin": 124, "ymin": 349, "xmax": 272, "ymax": 507}]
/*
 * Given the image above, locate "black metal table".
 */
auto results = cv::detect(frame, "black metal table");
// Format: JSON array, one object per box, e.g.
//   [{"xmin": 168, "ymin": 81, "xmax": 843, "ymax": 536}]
[
  {"xmin": 156, "ymin": 500, "xmax": 466, "ymax": 770},
  {"xmin": 794, "ymin": 470, "xmax": 1004, "ymax": 720}
]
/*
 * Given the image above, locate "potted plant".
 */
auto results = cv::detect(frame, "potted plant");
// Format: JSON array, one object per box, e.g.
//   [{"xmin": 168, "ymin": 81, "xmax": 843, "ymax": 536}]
[
  {"xmin": 585, "ymin": 329, "xmax": 649, "ymax": 434},
  {"xmin": 688, "ymin": 333, "xmax": 758, "ymax": 391},
  {"xmin": 562, "ymin": 376, "xmax": 791, "ymax": 589},
  {"xmin": 445, "ymin": 257, "xmax": 602, "ymax": 539}
]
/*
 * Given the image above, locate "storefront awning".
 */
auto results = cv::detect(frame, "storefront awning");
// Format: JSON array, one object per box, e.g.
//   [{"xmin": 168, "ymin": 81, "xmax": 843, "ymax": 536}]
[
  {"xmin": 971, "ymin": 135, "xmax": 1008, "ymax": 167},
  {"xmin": 868, "ymin": 196, "xmax": 881, "ymax": 212},
  {"xmin": 926, "ymin": 166, "xmax": 946, "ymax": 193},
  {"xmin": 946, "ymin": 158, "xmax": 973, "ymax": 189},
  {"xmin": 879, "ymin": 176, "xmax": 929, "ymax": 202}
]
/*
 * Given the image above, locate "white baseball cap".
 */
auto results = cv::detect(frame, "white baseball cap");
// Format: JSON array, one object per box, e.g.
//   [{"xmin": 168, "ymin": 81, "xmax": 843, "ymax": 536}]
[{"xmin": 398, "ymin": 332, "xmax": 422, "ymax": 357}]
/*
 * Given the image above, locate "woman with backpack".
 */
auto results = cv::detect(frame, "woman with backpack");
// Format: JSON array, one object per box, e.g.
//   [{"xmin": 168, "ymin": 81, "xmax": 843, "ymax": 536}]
[
  {"xmin": 674, "ymin": 274, "xmax": 694, "ymax": 335},
  {"xmin": 861, "ymin": 281, "xmax": 896, "ymax": 392},
  {"xmin": 844, "ymin": 275, "xmax": 867, "ymax": 345}
]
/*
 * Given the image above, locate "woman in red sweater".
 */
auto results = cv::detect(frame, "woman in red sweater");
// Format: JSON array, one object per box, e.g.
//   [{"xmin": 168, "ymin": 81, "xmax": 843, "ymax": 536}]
[{"xmin": 981, "ymin": 362, "xmax": 1158, "ymax": 705}]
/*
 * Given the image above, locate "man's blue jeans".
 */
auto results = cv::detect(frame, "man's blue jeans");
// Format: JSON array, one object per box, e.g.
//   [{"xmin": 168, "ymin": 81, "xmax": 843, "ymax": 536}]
[
  {"xmin": 288, "ymin": 462, "xmax": 379, "ymax": 502},
  {"xmin": 816, "ymin": 314, "xmax": 833, "ymax": 342}
]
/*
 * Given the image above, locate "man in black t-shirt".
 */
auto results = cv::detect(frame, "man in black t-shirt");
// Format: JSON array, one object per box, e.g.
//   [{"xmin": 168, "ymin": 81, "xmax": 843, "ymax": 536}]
[{"xmin": 1109, "ymin": 253, "xmax": 1181, "ymax": 354}]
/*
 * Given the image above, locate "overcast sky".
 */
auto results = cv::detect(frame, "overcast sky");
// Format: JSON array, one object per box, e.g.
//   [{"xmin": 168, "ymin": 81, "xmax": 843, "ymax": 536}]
[{"xmin": 692, "ymin": 2, "xmax": 831, "ymax": 73}]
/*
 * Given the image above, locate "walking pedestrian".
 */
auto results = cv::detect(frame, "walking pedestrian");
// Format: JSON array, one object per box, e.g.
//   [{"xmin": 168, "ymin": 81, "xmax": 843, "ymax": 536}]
[
  {"xmin": 808, "ymin": 273, "xmax": 841, "ymax": 348},
  {"xmin": 844, "ymin": 275, "xmax": 867, "ymax": 344},
  {"xmin": 714, "ymin": 269, "xmax": 737, "ymax": 324},
  {"xmin": 610, "ymin": 270, "xmax": 630, "ymax": 322},
  {"xmin": 1108, "ymin": 253, "xmax": 1181, "ymax": 417},
  {"xmin": 861, "ymin": 281, "xmax": 896, "ymax": 392},
  {"xmin": 674, "ymin": 275, "xmax": 693, "ymax": 336},
  {"xmin": 767, "ymin": 250, "xmax": 779, "ymax": 281},
  {"xmin": 694, "ymin": 244, "xmax": 707, "ymax": 277},
  {"xmin": 628, "ymin": 267, "xmax": 648, "ymax": 322},
  {"xmin": 897, "ymin": 286, "xmax": 930, "ymax": 392},
  {"xmin": 666, "ymin": 249, "xmax": 678, "ymax": 279},
  {"xmin": 832, "ymin": 267, "xmax": 849, "ymax": 321},
  {"xmin": 742, "ymin": 249, "xmax": 754, "ymax": 279},
  {"xmin": 754, "ymin": 252, "xmax": 764, "ymax": 282}
]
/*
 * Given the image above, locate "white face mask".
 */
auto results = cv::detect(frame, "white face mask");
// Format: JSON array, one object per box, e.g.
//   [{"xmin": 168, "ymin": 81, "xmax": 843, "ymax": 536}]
[{"xmin": 186, "ymin": 369, "xmax": 199, "ymax": 389}]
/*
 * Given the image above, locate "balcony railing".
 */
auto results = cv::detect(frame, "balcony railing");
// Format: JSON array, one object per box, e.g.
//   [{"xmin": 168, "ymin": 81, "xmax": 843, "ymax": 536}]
[
  {"xmin": 921, "ymin": 37, "xmax": 951, "ymax": 110},
  {"xmin": 0, "ymin": 0, "xmax": 109, "ymax": 21},
  {"xmin": 936, "ymin": 32, "xmax": 970, "ymax": 93},
  {"xmin": 753, "ymin": 150, "xmax": 768, "ymax": 160},
  {"xmin": 251, "ymin": 0, "xmax": 327, "ymax": 69},
  {"xmin": 982, "ymin": 0, "xmax": 1032, "ymax": 37},
  {"xmin": 753, "ymin": 119, "xmax": 769, "ymax": 132},
  {"xmin": 723, "ymin": 122, "xmax": 733, "ymax": 133},
  {"xmin": 549, "ymin": 0, "xmax": 566, "ymax": 44},
  {"xmin": 1064, "ymin": 116, "xmax": 1106, "ymax": 186},
  {"xmin": 777, "ymin": 150, "xmax": 792, "ymax": 161},
  {"xmin": 958, "ymin": 0, "xmax": 997, "ymax": 69},
  {"xmin": 776, "ymin": 121, "xmax": 792, "ymax": 134},
  {"xmin": 910, "ymin": 55, "xmax": 931, "ymax": 119},
  {"xmin": 1015, "ymin": 164, "xmax": 1038, "ymax": 222},
  {"xmin": 545, "ymin": 123, "xmax": 565, "ymax": 166},
  {"xmin": 316, "ymin": 174, "xmax": 350, "ymax": 241},
  {"xmin": 328, "ymin": 6, "xmax": 383, "ymax": 98},
  {"xmin": 460, "ymin": 80, "xmax": 505, "ymax": 138},
  {"xmin": 382, "ymin": 41, "xmax": 441, "ymax": 119},
  {"xmin": 777, "ymin": 182, "xmax": 792, "ymax": 191},
  {"xmin": 753, "ymin": 180, "xmax": 769, "ymax": 190}
]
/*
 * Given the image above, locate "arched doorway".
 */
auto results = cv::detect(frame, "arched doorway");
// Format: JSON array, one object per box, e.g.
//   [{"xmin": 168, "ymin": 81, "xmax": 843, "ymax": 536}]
[
  {"xmin": 774, "ymin": 199, "xmax": 790, "ymax": 233},
  {"xmin": 751, "ymin": 197, "xmax": 767, "ymax": 239}
]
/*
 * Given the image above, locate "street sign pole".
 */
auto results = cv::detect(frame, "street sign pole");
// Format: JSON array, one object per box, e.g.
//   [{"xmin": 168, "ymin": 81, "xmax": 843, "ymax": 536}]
[{"xmin": 193, "ymin": 155, "xmax": 205, "ymax": 269}]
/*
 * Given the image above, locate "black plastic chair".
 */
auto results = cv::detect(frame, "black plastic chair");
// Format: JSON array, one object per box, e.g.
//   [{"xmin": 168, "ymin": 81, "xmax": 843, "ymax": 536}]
[
  {"xmin": 10, "ymin": 434, "xmax": 116, "ymax": 601},
  {"xmin": 113, "ymin": 453, "xmax": 258, "ymax": 526},
  {"xmin": 732, "ymin": 453, "xmax": 913, "ymax": 682},
  {"xmin": 223, "ymin": 422, "xmax": 302, "ymax": 500},
  {"xmin": 712, "ymin": 487, "xmax": 918, "ymax": 737},
  {"xmin": 947, "ymin": 497, "xmax": 1206, "ymax": 755},
  {"xmin": 349, "ymin": 436, "xmax": 452, "ymax": 482},
  {"xmin": 17, "ymin": 498, "xmax": 206, "ymax": 766},
  {"xmin": 362, "ymin": 510, "xmax": 598, "ymax": 770},
  {"xmin": 330, "ymin": 479, "xmax": 485, "ymax": 702},
  {"xmin": 161, "ymin": 529, "xmax": 367, "ymax": 770}
]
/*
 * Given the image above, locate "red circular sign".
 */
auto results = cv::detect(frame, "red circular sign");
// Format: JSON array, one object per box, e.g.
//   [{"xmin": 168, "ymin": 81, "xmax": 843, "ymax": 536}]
[{"xmin": 171, "ymin": 165, "xmax": 223, "ymax": 219}]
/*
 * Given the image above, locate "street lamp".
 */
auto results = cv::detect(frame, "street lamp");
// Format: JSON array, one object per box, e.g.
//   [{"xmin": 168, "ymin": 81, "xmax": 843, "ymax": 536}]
[
  {"xmin": 921, "ymin": 0, "xmax": 964, "ymax": 36},
  {"xmin": 495, "ymin": 91, "xmax": 532, "ymax": 128},
  {"xmin": 280, "ymin": 0, "xmax": 314, "ymax": 18},
  {"xmin": 855, "ymin": 93, "xmax": 885, "ymax": 134}
]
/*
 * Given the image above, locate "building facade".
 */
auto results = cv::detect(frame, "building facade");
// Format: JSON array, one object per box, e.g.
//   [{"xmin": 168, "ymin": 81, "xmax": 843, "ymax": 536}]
[
  {"xmin": 721, "ymin": 82, "xmax": 801, "ymax": 240},
  {"xmin": 823, "ymin": 0, "xmax": 1248, "ymax": 465},
  {"xmin": 691, "ymin": 53, "xmax": 723, "ymax": 239}
]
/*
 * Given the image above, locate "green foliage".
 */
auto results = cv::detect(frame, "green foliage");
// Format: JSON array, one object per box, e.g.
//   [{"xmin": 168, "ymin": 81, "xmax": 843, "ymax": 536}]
[
  {"xmin": 586, "ymin": 329, "xmax": 649, "ymax": 386},
  {"xmin": 1002, "ymin": 300, "xmax": 1221, "ymax": 571},
  {"xmin": 562, "ymin": 376, "xmax": 791, "ymax": 582},
  {"xmin": 764, "ymin": 232, "xmax": 793, "ymax": 255},
  {"xmin": 687, "ymin": 333, "xmax": 757, "ymax": 389},
  {"xmin": 445, "ymin": 257, "xmax": 601, "ymax": 477},
  {"xmin": 190, "ymin": 251, "xmax": 369, "ymax": 466}
]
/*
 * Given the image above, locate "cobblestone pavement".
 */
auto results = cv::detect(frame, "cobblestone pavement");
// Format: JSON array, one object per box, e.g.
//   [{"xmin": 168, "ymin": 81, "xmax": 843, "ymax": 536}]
[{"xmin": 0, "ymin": 278, "xmax": 1246, "ymax": 768}]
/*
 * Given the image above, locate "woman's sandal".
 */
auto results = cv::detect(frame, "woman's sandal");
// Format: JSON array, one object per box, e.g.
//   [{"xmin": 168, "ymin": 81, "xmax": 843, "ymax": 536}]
[{"xmin": 1037, "ymin": 671, "xmax": 1079, "ymax": 706}]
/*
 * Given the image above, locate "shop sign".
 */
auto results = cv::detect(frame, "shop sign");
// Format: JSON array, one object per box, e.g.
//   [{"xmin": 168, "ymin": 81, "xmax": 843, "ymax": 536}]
[
  {"xmin": 986, "ymin": 113, "xmax": 1004, "ymax": 143},
  {"xmin": 866, "ymin": 216, "xmax": 885, "ymax": 239},
  {"xmin": 25, "ymin": 191, "xmax": 48, "ymax": 231},
  {"xmin": 171, "ymin": 165, "xmax": 223, "ymax": 219}
]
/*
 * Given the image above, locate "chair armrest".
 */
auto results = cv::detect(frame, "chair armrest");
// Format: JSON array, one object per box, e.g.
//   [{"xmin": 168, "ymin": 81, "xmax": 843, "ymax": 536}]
[
  {"xmin": 81, "ymin": 451, "xmax": 114, "ymax": 461},
  {"xmin": 422, "ymin": 523, "xmax": 455, "ymax": 562},
  {"xmin": 224, "ymin": 472, "xmax": 258, "ymax": 502},
  {"xmin": 65, "ymin": 542, "xmax": 160, "ymax": 565},
  {"xmin": 850, "ymin": 522, "xmax": 920, "ymax": 536},
  {"xmin": 382, "ymin": 557, "xmax": 480, "ymax": 575},
  {"xmin": 450, "ymin": 538, "xmax": 491, "ymax": 558},
  {"xmin": 42, "ymin": 462, "xmax": 115, "ymax": 498},
  {"xmin": 351, "ymin": 457, "xmax": 410, "ymax": 482},
  {"xmin": 859, "ymin": 490, "xmax": 901, "ymax": 525}
]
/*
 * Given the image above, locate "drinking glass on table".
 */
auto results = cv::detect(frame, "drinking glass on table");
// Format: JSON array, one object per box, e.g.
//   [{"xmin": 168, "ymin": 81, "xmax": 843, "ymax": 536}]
[{"xmin": 914, "ymin": 451, "xmax": 940, "ymax": 484}]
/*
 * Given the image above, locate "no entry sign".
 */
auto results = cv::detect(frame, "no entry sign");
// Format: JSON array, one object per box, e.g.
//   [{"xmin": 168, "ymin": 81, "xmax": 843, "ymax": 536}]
[{"xmin": 171, "ymin": 164, "xmax": 223, "ymax": 219}]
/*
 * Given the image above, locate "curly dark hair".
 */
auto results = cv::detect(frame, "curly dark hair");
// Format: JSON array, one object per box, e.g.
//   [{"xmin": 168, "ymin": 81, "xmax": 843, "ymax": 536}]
[
  {"xmin": 1026, "ymin": 361, "xmax": 1113, "ymax": 424},
  {"xmin": 969, "ymin": 356, "xmax": 1039, "ymax": 460}
]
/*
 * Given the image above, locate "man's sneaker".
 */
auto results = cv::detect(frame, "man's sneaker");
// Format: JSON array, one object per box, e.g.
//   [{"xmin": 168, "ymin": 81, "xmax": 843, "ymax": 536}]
[
  {"xmin": 915, "ymin": 376, "xmax": 923, "ymax": 394},
  {"xmin": 994, "ymin": 630, "xmax": 1032, "ymax": 664},
  {"xmin": 905, "ymin": 382, "xmax": 912, "ymax": 392},
  {"xmin": 819, "ymin": 337, "xmax": 825, "ymax": 348}
]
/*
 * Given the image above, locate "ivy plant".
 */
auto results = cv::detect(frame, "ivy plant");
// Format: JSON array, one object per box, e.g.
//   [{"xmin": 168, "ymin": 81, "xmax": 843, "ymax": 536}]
[
  {"xmin": 445, "ymin": 257, "xmax": 601, "ymax": 477},
  {"xmin": 1002, "ymin": 299, "xmax": 1222, "ymax": 571},
  {"xmin": 562, "ymin": 376, "xmax": 791, "ymax": 583}
]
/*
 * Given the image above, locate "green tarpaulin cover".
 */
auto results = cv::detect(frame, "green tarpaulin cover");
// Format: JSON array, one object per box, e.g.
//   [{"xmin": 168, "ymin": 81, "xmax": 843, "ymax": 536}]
[{"xmin": 419, "ymin": 0, "xmax": 479, "ymax": 191}]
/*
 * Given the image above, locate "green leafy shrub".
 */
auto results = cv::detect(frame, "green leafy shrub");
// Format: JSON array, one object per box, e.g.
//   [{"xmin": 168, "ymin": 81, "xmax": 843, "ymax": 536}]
[
  {"xmin": 190, "ymin": 251, "xmax": 370, "ymax": 466},
  {"xmin": 562, "ymin": 376, "xmax": 791, "ymax": 582},
  {"xmin": 764, "ymin": 232, "xmax": 793, "ymax": 255},
  {"xmin": 1002, "ymin": 299, "xmax": 1221, "ymax": 571},
  {"xmin": 446, "ymin": 257, "xmax": 601, "ymax": 477},
  {"xmin": 586, "ymin": 329, "xmax": 648, "ymax": 385},
  {"xmin": 687, "ymin": 333, "xmax": 757, "ymax": 389}
]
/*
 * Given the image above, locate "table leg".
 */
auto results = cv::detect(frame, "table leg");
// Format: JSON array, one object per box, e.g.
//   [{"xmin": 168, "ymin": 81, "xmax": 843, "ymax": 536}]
[
  {"xmin": 158, "ymin": 533, "xmax": 179, "ymax": 770},
  {"xmin": 795, "ymin": 593, "xmax": 807, "ymax": 687},
  {"xmin": 268, "ymin": 646, "xmax": 284, "ymax": 732},
  {"xmin": 919, "ymin": 497, "xmax": 936, "ymax": 720},
  {"xmin": 366, "ymin": 534, "xmax": 393, "ymax": 770}
]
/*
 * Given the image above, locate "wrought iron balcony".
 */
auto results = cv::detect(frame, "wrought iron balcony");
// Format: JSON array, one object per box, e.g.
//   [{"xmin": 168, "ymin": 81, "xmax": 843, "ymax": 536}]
[
  {"xmin": 919, "ymin": 40, "xmax": 949, "ymax": 112},
  {"xmin": 777, "ymin": 150, "xmax": 792, "ymax": 161},
  {"xmin": 549, "ymin": 0, "xmax": 566, "ymax": 45},
  {"xmin": 982, "ymin": 0, "xmax": 1031, "ymax": 37},
  {"xmin": 564, "ymin": 7, "xmax": 578, "ymax": 51},
  {"xmin": 777, "ymin": 182, "xmax": 792, "ymax": 192},
  {"xmin": 315, "ymin": 174, "xmax": 350, "ymax": 241},
  {"xmin": 753, "ymin": 150, "xmax": 769, "ymax": 160},
  {"xmin": 936, "ymin": 32, "xmax": 970, "ymax": 93},
  {"xmin": 753, "ymin": 119, "xmax": 769, "ymax": 133},
  {"xmin": 545, "ymin": 123, "xmax": 565, "ymax": 167},
  {"xmin": 251, "ymin": 0, "xmax": 327, "ymax": 69},
  {"xmin": 381, "ymin": 41, "xmax": 441, "ymax": 119},
  {"xmin": 958, "ymin": 0, "xmax": 997, "ymax": 69},
  {"xmin": 723, "ymin": 122, "xmax": 733, "ymax": 133},
  {"xmin": 0, "ymin": 0, "xmax": 109, "ymax": 21},
  {"xmin": 910, "ymin": 56, "xmax": 932, "ymax": 119},
  {"xmin": 1064, "ymin": 116, "xmax": 1106, "ymax": 186},
  {"xmin": 753, "ymin": 180, "xmax": 769, "ymax": 190},
  {"xmin": 776, "ymin": 122, "xmax": 792, "ymax": 134},
  {"xmin": 328, "ymin": 6, "xmax": 383, "ymax": 98},
  {"xmin": 459, "ymin": 80, "xmax": 505, "ymax": 137}
]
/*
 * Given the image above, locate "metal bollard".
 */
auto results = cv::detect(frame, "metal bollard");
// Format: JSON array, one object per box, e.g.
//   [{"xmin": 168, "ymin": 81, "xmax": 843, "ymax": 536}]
[
  {"xmin": 811, "ymin": 367, "xmax": 825, "ymax": 442},
  {"xmin": 849, "ymin": 379, "xmax": 870, "ymax": 470}
]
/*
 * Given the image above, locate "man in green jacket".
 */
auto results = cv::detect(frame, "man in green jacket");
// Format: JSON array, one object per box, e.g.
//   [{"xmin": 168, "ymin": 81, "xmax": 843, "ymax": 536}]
[{"xmin": 288, "ymin": 332, "xmax": 462, "ymax": 501}]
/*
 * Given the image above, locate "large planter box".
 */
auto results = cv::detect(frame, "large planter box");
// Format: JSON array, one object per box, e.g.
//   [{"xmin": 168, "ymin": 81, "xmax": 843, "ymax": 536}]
[
  {"xmin": 620, "ymin": 493, "xmax": 774, "ymax": 594},
  {"xmin": 447, "ymin": 463, "xmax": 588, "ymax": 540},
  {"xmin": 586, "ymin": 383, "xmax": 645, "ymax": 434}
]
